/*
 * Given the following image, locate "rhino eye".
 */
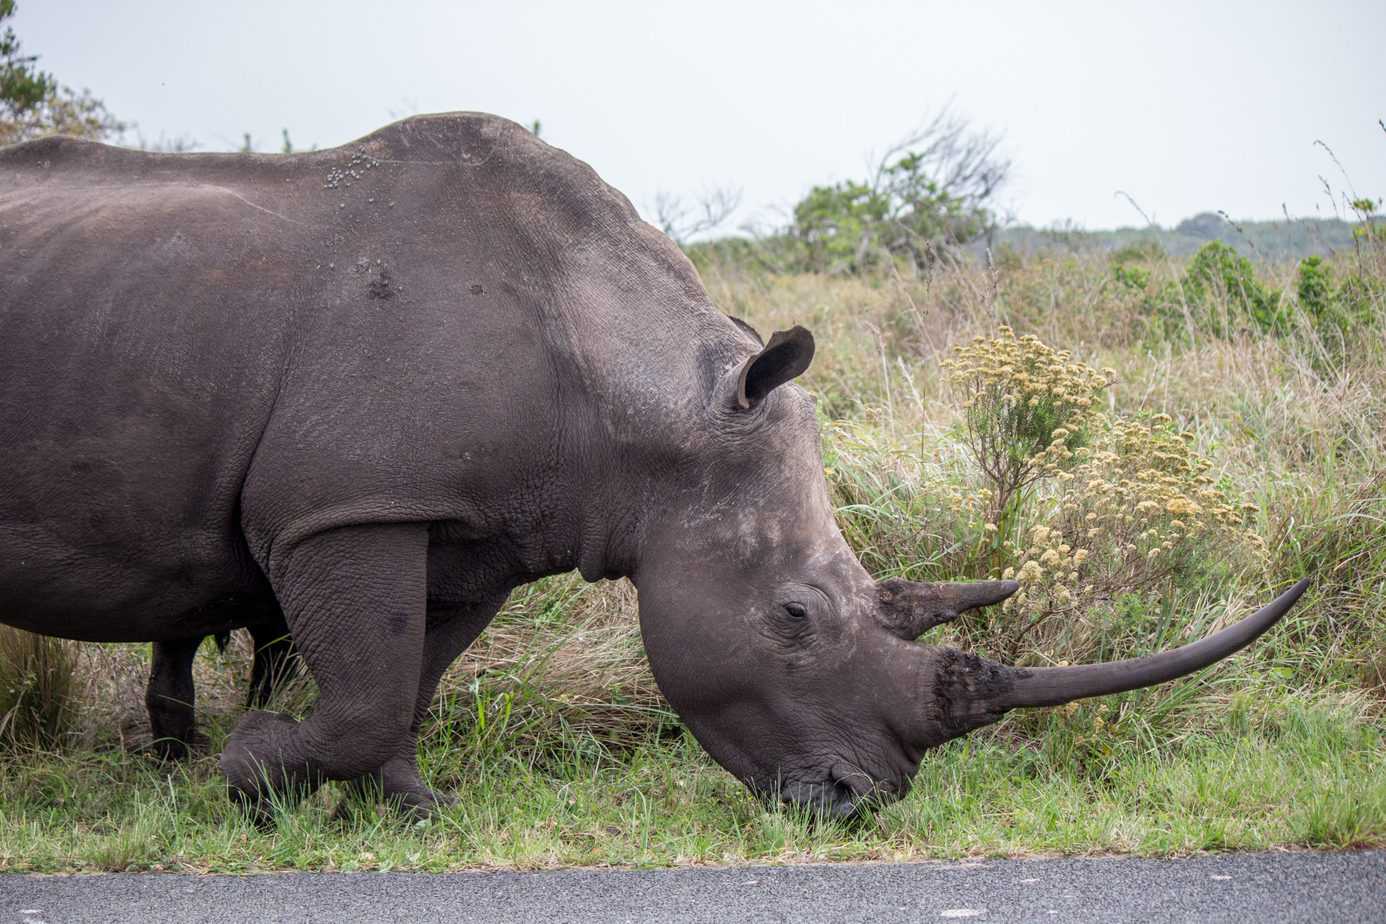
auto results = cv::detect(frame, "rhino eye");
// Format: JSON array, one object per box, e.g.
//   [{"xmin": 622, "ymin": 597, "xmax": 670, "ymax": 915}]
[{"xmin": 783, "ymin": 602, "xmax": 808, "ymax": 620}]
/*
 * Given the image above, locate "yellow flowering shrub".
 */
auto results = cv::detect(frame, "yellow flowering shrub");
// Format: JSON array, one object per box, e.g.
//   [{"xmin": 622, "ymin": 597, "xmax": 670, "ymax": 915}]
[
  {"xmin": 995, "ymin": 414, "xmax": 1264, "ymax": 661},
  {"xmin": 934, "ymin": 327, "xmax": 1264, "ymax": 664},
  {"xmin": 942, "ymin": 326, "xmax": 1113, "ymax": 519}
]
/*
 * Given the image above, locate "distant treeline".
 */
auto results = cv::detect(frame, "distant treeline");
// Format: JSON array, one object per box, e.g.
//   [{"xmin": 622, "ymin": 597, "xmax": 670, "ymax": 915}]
[
  {"xmin": 688, "ymin": 211, "xmax": 1382, "ymax": 274},
  {"xmin": 992, "ymin": 212, "xmax": 1375, "ymax": 261}
]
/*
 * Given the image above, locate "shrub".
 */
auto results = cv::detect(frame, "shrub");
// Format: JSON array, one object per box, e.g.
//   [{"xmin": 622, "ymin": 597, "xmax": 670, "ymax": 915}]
[
  {"xmin": 995, "ymin": 415, "xmax": 1264, "ymax": 662},
  {"xmin": 790, "ymin": 181, "xmax": 887, "ymax": 275},
  {"xmin": 1112, "ymin": 261, "xmax": 1151, "ymax": 292},
  {"xmin": 937, "ymin": 328, "xmax": 1265, "ymax": 665},
  {"xmin": 1297, "ymin": 256, "xmax": 1334, "ymax": 321},
  {"xmin": 942, "ymin": 326, "xmax": 1112, "ymax": 526},
  {"xmin": 785, "ymin": 110, "xmax": 1009, "ymax": 275},
  {"xmin": 1177, "ymin": 240, "xmax": 1289, "ymax": 337},
  {"xmin": 1293, "ymin": 257, "xmax": 1381, "ymax": 361},
  {"xmin": 0, "ymin": 1, "xmax": 124, "ymax": 145},
  {"xmin": 1109, "ymin": 240, "xmax": 1164, "ymax": 292}
]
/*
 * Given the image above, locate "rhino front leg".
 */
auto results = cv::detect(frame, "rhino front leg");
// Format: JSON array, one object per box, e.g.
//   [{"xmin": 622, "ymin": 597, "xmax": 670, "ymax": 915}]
[
  {"xmin": 337, "ymin": 592, "xmax": 508, "ymax": 817},
  {"xmin": 145, "ymin": 636, "xmax": 203, "ymax": 760},
  {"xmin": 220, "ymin": 523, "xmax": 427, "ymax": 822}
]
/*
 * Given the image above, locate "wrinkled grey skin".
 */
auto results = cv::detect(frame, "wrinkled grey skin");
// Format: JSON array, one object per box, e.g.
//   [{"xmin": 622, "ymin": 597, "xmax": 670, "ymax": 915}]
[
  {"xmin": 146, "ymin": 612, "xmax": 298, "ymax": 761},
  {"xmin": 0, "ymin": 113, "xmax": 1308, "ymax": 821}
]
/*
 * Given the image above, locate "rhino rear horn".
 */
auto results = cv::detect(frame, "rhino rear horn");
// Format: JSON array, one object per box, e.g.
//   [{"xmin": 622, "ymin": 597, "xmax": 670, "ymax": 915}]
[
  {"xmin": 736, "ymin": 326, "xmax": 815, "ymax": 409},
  {"xmin": 878, "ymin": 578, "xmax": 1019, "ymax": 639}
]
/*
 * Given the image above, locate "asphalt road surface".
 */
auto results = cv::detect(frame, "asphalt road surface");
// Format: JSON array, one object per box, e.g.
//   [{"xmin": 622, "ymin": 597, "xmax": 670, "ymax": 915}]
[{"xmin": 5, "ymin": 850, "xmax": 1383, "ymax": 923}]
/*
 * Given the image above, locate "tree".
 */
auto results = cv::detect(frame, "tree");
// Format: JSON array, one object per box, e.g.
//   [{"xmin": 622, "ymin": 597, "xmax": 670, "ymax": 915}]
[
  {"xmin": 1, "ymin": 0, "xmax": 124, "ymax": 145},
  {"xmin": 653, "ymin": 186, "xmax": 743, "ymax": 246},
  {"xmin": 789, "ymin": 109, "xmax": 1010, "ymax": 274}
]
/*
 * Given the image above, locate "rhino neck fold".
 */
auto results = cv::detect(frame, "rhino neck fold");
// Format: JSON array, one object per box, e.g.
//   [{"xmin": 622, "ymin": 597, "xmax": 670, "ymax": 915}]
[
  {"xmin": 572, "ymin": 481, "xmax": 647, "ymax": 586},
  {"xmin": 544, "ymin": 396, "xmax": 654, "ymax": 589}
]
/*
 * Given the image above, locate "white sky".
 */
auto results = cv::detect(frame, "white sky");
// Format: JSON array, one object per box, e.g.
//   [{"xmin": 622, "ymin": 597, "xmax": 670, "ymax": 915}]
[{"xmin": 13, "ymin": 0, "xmax": 1385, "ymax": 230}]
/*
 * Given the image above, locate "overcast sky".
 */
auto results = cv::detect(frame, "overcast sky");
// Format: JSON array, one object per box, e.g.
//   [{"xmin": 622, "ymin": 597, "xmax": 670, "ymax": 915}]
[{"xmin": 13, "ymin": 0, "xmax": 1384, "ymax": 231}]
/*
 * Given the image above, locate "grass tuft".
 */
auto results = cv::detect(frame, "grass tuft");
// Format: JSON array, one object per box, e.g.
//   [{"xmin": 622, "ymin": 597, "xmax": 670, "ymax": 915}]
[{"xmin": 0, "ymin": 626, "xmax": 81, "ymax": 751}]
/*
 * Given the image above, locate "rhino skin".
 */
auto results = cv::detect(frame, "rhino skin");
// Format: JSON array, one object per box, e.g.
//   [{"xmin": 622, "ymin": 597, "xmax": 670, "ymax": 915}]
[{"xmin": 0, "ymin": 113, "xmax": 1308, "ymax": 821}]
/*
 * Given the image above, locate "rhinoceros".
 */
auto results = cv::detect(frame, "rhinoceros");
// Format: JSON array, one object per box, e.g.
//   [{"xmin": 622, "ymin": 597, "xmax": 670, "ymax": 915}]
[{"xmin": 0, "ymin": 112, "xmax": 1306, "ymax": 821}]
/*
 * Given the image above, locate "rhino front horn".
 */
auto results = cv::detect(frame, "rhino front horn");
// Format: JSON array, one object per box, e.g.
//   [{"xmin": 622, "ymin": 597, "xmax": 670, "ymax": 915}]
[{"xmin": 997, "ymin": 578, "xmax": 1309, "ymax": 709}]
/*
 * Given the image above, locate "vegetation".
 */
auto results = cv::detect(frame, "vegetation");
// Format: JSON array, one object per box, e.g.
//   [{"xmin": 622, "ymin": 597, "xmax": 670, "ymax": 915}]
[
  {"xmin": 995, "ymin": 211, "xmax": 1384, "ymax": 261},
  {"xmin": 0, "ymin": 628, "xmax": 80, "ymax": 750},
  {"xmin": 3, "ymin": 205, "xmax": 1384, "ymax": 871},
  {"xmin": 682, "ymin": 109, "xmax": 1011, "ymax": 274},
  {"xmin": 786, "ymin": 111, "xmax": 1008, "ymax": 274}
]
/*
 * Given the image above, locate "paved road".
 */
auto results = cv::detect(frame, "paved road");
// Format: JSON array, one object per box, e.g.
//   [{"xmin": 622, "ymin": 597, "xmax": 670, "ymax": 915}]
[{"xmin": 4, "ymin": 850, "xmax": 1382, "ymax": 923}]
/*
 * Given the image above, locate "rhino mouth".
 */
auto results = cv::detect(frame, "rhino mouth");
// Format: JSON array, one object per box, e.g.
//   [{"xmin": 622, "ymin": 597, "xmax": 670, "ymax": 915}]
[{"xmin": 760, "ymin": 763, "xmax": 903, "ymax": 823}]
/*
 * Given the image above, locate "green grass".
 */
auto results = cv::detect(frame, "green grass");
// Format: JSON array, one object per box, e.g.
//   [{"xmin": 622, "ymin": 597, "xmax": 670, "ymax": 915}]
[
  {"xmin": 1, "ymin": 693, "xmax": 1380, "ymax": 872},
  {"xmin": 3, "ymin": 239, "xmax": 1384, "ymax": 871}
]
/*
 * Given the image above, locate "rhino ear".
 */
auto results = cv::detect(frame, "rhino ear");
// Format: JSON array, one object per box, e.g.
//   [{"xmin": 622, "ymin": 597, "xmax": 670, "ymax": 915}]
[{"xmin": 735, "ymin": 326, "xmax": 815, "ymax": 409}]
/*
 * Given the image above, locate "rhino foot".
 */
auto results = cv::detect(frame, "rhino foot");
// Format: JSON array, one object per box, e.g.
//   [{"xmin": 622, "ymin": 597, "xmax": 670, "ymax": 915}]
[
  {"xmin": 331, "ymin": 756, "xmax": 455, "ymax": 822},
  {"xmin": 135, "ymin": 734, "xmax": 198, "ymax": 763},
  {"xmin": 220, "ymin": 710, "xmax": 322, "ymax": 825}
]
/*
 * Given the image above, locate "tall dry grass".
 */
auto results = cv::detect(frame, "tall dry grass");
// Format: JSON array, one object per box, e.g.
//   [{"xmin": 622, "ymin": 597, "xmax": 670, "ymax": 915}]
[{"xmin": 0, "ymin": 627, "xmax": 81, "ymax": 750}]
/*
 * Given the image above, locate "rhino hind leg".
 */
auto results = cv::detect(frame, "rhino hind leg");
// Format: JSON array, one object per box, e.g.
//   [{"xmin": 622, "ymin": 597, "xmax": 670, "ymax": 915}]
[
  {"xmin": 220, "ymin": 523, "xmax": 428, "ymax": 823},
  {"xmin": 144, "ymin": 636, "xmax": 204, "ymax": 760},
  {"xmin": 335, "ymin": 592, "xmax": 507, "ymax": 819},
  {"xmin": 245, "ymin": 619, "xmax": 298, "ymax": 709}
]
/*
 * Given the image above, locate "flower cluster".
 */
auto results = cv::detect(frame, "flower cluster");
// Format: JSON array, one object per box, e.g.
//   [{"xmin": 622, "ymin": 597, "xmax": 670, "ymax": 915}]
[
  {"xmin": 942, "ymin": 326, "xmax": 1113, "ymax": 515},
  {"xmin": 997, "ymin": 414, "xmax": 1264, "ymax": 657}
]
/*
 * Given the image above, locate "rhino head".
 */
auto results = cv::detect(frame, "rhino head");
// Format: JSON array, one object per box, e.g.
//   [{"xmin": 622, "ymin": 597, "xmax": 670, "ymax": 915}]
[{"xmin": 632, "ymin": 324, "xmax": 1307, "ymax": 820}]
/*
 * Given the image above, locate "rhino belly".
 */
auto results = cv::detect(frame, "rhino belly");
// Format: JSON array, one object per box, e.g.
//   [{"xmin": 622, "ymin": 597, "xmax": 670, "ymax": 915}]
[
  {"xmin": 0, "ymin": 429, "xmax": 271, "ymax": 642},
  {"xmin": 0, "ymin": 181, "xmax": 299, "ymax": 641}
]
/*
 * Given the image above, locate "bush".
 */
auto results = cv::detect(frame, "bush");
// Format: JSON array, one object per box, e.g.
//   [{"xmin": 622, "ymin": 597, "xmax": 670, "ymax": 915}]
[
  {"xmin": 790, "ymin": 181, "xmax": 887, "ymax": 275},
  {"xmin": 1178, "ymin": 241, "xmax": 1289, "ymax": 337},
  {"xmin": 0, "ymin": 1, "xmax": 124, "ymax": 145},
  {"xmin": 1297, "ymin": 256, "xmax": 1334, "ymax": 321},
  {"xmin": 1110, "ymin": 240, "xmax": 1165, "ymax": 293},
  {"xmin": 942, "ymin": 326, "xmax": 1111, "ymax": 525},
  {"xmin": 936, "ymin": 328, "xmax": 1264, "ymax": 665},
  {"xmin": 784, "ymin": 110, "xmax": 1009, "ymax": 275},
  {"xmin": 995, "ymin": 415, "xmax": 1263, "ymax": 662}
]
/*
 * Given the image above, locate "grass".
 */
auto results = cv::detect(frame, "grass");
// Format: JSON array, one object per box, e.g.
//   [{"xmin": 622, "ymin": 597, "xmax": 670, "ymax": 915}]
[
  {"xmin": 2, "ymin": 233, "xmax": 1384, "ymax": 871},
  {"xmin": 2, "ymin": 694, "xmax": 1380, "ymax": 872}
]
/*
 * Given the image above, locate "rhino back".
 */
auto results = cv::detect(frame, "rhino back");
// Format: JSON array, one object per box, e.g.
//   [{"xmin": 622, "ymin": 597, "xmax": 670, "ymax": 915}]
[{"xmin": 0, "ymin": 113, "xmax": 741, "ymax": 641}]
